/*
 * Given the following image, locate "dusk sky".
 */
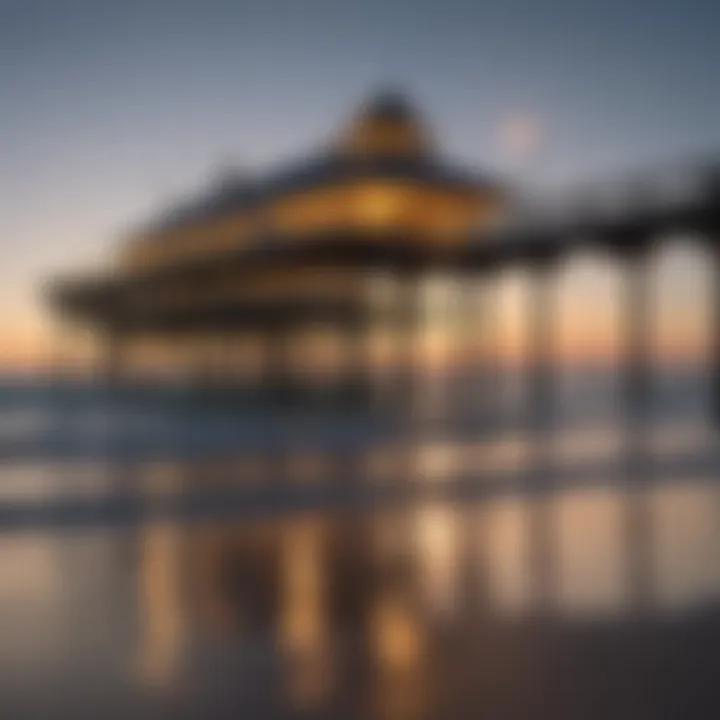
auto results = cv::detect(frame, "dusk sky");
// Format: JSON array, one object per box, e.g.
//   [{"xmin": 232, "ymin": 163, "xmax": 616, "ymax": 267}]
[{"xmin": 2, "ymin": 0, "xmax": 719, "ymax": 368}]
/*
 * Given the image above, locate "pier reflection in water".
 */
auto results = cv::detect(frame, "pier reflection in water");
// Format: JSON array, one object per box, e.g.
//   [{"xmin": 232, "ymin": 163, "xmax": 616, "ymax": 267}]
[{"xmin": 1, "ymin": 458, "xmax": 720, "ymax": 718}]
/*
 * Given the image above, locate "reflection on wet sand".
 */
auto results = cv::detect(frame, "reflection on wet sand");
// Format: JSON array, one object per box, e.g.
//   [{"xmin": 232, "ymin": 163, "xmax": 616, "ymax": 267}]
[
  {"xmin": 133, "ymin": 480, "xmax": 720, "ymax": 643},
  {"xmin": 413, "ymin": 505, "xmax": 459, "ymax": 618},
  {"xmin": 369, "ymin": 587, "xmax": 428, "ymax": 720},
  {"xmin": 1, "ymin": 466, "xmax": 720, "ymax": 717},
  {"xmin": 137, "ymin": 522, "xmax": 185, "ymax": 687},
  {"xmin": 131, "ymin": 478, "xmax": 720, "ymax": 682},
  {"xmin": 279, "ymin": 518, "xmax": 332, "ymax": 710}
]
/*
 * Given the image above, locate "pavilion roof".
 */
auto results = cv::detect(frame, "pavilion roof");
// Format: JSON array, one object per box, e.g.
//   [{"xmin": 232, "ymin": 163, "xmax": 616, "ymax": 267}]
[
  {"xmin": 152, "ymin": 151, "xmax": 500, "ymax": 233},
  {"xmin": 149, "ymin": 91, "xmax": 503, "ymax": 235}
]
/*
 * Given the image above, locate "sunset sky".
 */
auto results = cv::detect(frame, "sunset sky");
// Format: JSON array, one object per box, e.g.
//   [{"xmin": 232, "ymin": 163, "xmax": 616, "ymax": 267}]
[{"xmin": 2, "ymin": 0, "xmax": 720, "ymax": 371}]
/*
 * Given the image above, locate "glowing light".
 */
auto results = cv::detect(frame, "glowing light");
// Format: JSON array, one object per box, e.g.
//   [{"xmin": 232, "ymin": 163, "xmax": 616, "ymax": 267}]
[{"xmin": 500, "ymin": 113, "xmax": 542, "ymax": 159}]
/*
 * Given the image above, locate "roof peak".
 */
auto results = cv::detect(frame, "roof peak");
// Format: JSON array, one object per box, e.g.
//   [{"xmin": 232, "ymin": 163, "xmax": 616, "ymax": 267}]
[
  {"xmin": 339, "ymin": 88, "xmax": 433, "ymax": 158},
  {"xmin": 360, "ymin": 88, "xmax": 420, "ymax": 120}
]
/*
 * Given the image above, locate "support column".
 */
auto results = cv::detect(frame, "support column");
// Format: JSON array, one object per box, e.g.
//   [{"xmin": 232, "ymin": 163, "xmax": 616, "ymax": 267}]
[
  {"xmin": 100, "ymin": 327, "xmax": 125, "ymax": 463},
  {"xmin": 218, "ymin": 331, "xmax": 243, "ymax": 405},
  {"xmin": 711, "ymin": 244, "xmax": 720, "ymax": 429},
  {"xmin": 525, "ymin": 263, "xmax": 557, "ymax": 616},
  {"xmin": 264, "ymin": 323, "xmax": 290, "ymax": 484},
  {"xmin": 454, "ymin": 275, "xmax": 491, "ymax": 612},
  {"xmin": 457, "ymin": 276, "xmax": 495, "ymax": 614},
  {"xmin": 326, "ymin": 314, "xmax": 355, "ymax": 486},
  {"xmin": 454, "ymin": 275, "xmax": 479, "ymax": 431},
  {"xmin": 466, "ymin": 274, "xmax": 502, "ymax": 435},
  {"xmin": 351, "ymin": 307, "xmax": 371, "ymax": 485},
  {"xmin": 100, "ymin": 328, "xmax": 124, "ymax": 387},
  {"xmin": 359, "ymin": 283, "xmax": 378, "ymax": 419},
  {"xmin": 263, "ymin": 324, "xmax": 287, "ymax": 408},
  {"xmin": 395, "ymin": 274, "xmax": 422, "ymax": 483},
  {"xmin": 483, "ymin": 277, "xmax": 503, "ymax": 435},
  {"xmin": 50, "ymin": 320, "xmax": 74, "ymax": 455},
  {"xmin": 173, "ymin": 335, "xmax": 196, "ymax": 464},
  {"xmin": 394, "ymin": 275, "xmax": 420, "ymax": 414},
  {"xmin": 621, "ymin": 248, "xmax": 654, "ymax": 612},
  {"xmin": 467, "ymin": 275, "xmax": 505, "ymax": 612}
]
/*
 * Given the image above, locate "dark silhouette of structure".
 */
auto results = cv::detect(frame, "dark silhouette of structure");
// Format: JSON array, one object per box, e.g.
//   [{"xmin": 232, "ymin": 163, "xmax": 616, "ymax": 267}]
[{"xmin": 46, "ymin": 92, "xmax": 720, "ymax": 614}]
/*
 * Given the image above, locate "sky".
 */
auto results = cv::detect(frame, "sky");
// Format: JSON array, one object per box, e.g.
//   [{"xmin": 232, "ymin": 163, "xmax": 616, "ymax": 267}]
[{"xmin": 1, "ymin": 0, "xmax": 719, "ymax": 370}]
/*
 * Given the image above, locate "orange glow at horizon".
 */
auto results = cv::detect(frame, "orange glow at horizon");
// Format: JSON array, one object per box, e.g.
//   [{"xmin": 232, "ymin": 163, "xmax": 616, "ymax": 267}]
[{"xmin": 0, "ymin": 311, "xmax": 710, "ymax": 375}]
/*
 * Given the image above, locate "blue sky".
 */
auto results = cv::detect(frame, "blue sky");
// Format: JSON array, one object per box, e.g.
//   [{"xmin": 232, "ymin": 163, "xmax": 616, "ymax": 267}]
[{"xmin": 1, "ymin": 0, "xmax": 719, "ymax": 365}]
